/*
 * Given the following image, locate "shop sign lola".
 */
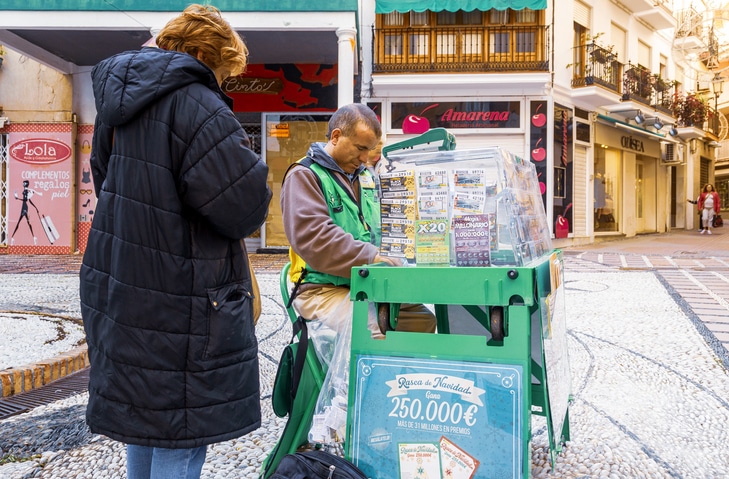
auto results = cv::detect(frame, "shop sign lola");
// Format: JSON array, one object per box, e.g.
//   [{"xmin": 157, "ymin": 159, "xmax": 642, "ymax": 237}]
[
  {"xmin": 10, "ymin": 139, "xmax": 71, "ymax": 165},
  {"xmin": 620, "ymin": 135, "xmax": 645, "ymax": 152}
]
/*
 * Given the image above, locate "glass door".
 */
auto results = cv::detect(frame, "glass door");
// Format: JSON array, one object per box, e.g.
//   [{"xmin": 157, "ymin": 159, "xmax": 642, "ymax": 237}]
[
  {"xmin": 262, "ymin": 113, "xmax": 332, "ymax": 248},
  {"xmin": 594, "ymin": 147, "xmax": 621, "ymax": 233}
]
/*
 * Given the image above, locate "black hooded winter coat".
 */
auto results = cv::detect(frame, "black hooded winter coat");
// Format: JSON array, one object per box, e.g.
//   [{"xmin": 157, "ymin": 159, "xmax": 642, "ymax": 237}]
[{"xmin": 79, "ymin": 48, "xmax": 272, "ymax": 448}]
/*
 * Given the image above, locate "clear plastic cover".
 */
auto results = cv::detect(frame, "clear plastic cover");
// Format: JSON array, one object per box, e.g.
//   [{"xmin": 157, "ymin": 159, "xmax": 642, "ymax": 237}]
[{"xmin": 376, "ymin": 147, "xmax": 552, "ymax": 267}]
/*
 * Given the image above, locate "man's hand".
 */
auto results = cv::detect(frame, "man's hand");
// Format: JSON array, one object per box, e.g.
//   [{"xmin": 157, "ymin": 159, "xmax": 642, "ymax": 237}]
[{"xmin": 374, "ymin": 253, "xmax": 403, "ymax": 267}]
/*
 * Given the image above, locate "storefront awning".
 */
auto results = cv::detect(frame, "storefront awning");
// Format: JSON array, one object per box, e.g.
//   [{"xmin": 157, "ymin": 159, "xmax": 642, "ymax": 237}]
[
  {"xmin": 375, "ymin": 0, "xmax": 547, "ymax": 13},
  {"xmin": 596, "ymin": 114, "xmax": 668, "ymax": 140}
]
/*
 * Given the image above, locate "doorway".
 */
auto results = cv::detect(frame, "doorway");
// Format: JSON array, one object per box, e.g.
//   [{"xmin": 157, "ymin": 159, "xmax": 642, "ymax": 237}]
[{"xmin": 636, "ymin": 156, "xmax": 657, "ymax": 233}]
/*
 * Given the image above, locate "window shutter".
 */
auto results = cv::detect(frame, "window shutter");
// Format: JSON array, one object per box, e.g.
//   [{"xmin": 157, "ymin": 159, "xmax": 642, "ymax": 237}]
[{"xmin": 574, "ymin": 1, "xmax": 591, "ymax": 27}]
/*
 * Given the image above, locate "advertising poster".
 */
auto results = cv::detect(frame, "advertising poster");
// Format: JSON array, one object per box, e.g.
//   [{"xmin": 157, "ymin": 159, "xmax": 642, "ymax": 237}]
[
  {"xmin": 7, "ymin": 124, "xmax": 74, "ymax": 254},
  {"xmin": 529, "ymin": 100, "xmax": 548, "ymax": 210},
  {"xmin": 553, "ymin": 105, "xmax": 574, "ymax": 238},
  {"xmin": 223, "ymin": 64, "xmax": 338, "ymax": 112},
  {"xmin": 350, "ymin": 356, "xmax": 523, "ymax": 479},
  {"xmin": 77, "ymin": 125, "xmax": 95, "ymax": 252},
  {"xmin": 543, "ymin": 252, "xmax": 572, "ymax": 456}
]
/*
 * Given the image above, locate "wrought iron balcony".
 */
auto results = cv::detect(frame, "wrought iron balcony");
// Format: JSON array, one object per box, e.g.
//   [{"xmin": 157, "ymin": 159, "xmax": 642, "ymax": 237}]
[
  {"xmin": 570, "ymin": 42, "xmax": 622, "ymax": 93},
  {"xmin": 372, "ymin": 24, "xmax": 549, "ymax": 73}
]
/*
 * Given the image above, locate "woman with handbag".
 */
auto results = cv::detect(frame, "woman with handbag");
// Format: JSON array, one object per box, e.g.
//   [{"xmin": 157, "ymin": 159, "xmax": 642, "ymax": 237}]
[
  {"xmin": 79, "ymin": 5, "xmax": 272, "ymax": 478},
  {"xmin": 697, "ymin": 183, "xmax": 721, "ymax": 235}
]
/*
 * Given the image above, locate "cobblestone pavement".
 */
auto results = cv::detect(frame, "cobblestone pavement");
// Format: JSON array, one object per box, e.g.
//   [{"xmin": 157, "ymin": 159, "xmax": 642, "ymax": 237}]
[{"xmin": 0, "ymin": 229, "xmax": 728, "ymax": 478}]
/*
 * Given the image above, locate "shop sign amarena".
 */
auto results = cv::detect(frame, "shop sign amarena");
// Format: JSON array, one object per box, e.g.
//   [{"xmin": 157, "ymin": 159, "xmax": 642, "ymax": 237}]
[{"xmin": 392, "ymin": 101, "xmax": 521, "ymax": 133}]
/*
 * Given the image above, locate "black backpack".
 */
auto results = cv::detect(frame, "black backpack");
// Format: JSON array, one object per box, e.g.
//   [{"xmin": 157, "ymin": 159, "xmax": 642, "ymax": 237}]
[{"xmin": 270, "ymin": 450, "xmax": 368, "ymax": 479}]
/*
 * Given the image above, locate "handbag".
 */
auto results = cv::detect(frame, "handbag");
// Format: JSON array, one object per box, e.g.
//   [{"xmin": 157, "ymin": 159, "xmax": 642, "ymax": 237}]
[
  {"xmin": 270, "ymin": 450, "xmax": 367, "ymax": 479},
  {"xmin": 271, "ymin": 316, "xmax": 308, "ymax": 417},
  {"xmin": 250, "ymin": 260, "xmax": 261, "ymax": 325},
  {"xmin": 713, "ymin": 214, "xmax": 723, "ymax": 228}
]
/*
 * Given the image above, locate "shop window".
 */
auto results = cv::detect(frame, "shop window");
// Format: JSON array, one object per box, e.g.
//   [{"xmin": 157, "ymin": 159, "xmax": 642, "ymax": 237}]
[
  {"xmin": 594, "ymin": 148, "xmax": 621, "ymax": 232},
  {"xmin": 0, "ymin": 133, "xmax": 7, "ymax": 246}
]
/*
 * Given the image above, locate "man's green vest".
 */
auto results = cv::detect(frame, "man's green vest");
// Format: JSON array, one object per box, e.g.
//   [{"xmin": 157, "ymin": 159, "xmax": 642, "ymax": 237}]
[{"xmin": 288, "ymin": 160, "xmax": 378, "ymax": 287}]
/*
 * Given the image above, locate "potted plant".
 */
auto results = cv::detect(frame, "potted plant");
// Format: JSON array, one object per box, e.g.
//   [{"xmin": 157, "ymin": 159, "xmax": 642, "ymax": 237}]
[
  {"xmin": 586, "ymin": 33, "xmax": 615, "ymax": 64},
  {"xmin": 652, "ymin": 75, "xmax": 676, "ymax": 92},
  {"xmin": 672, "ymin": 92, "xmax": 709, "ymax": 127}
]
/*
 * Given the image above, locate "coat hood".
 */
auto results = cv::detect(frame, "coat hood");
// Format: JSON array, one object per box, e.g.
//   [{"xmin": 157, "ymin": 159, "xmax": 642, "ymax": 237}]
[
  {"xmin": 307, "ymin": 142, "xmax": 365, "ymax": 178},
  {"xmin": 91, "ymin": 48, "xmax": 231, "ymax": 127}
]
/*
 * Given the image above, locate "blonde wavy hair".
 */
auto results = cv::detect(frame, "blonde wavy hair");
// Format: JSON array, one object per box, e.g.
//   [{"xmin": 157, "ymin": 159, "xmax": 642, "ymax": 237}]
[{"xmin": 156, "ymin": 4, "xmax": 248, "ymax": 77}]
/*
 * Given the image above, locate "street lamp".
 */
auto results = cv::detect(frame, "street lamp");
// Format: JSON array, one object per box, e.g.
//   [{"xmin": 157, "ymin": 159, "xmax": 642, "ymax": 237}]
[{"xmin": 711, "ymin": 73, "xmax": 724, "ymax": 135}]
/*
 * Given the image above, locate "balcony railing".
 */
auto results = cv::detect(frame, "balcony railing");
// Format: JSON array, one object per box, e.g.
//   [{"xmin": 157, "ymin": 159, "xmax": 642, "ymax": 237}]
[
  {"xmin": 373, "ymin": 24, "xmax": 549, "ymax": 73},
  {"xmin": 622, "ymin": 63, "xmax": 656, "ymax": 105},
  {"xmin": 570, "ymin": 42, "xmax": 622, "ymax": 92},
  {"xmin": 571, "ymin": 44, "xmax": 682, "ymax": 119}
]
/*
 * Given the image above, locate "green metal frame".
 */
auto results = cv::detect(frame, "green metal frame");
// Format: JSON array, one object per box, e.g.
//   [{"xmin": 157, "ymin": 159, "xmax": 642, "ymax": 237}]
[
  {"xmin": 259, "ymin": 263, "xmax": 327, "ymax": 479},
  {"xmin": 381, "ymin": 127, "xmax": 457, "ymax": 160},
  {"xmin": 346, "ymin": 255, "xmax": 570, "ymax": 477}
]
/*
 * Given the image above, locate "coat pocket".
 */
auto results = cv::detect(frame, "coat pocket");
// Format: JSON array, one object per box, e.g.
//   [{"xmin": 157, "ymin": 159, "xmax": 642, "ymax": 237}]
[{"xmin": 204, "ymin": 280, "xmax": 255, "ymax": 359}]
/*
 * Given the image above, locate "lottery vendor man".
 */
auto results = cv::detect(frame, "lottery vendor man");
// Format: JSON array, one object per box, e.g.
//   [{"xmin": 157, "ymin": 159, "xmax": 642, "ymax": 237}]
[{"xmin": 280, "ymin": 103, "xmax": 436, "ymax": 342}]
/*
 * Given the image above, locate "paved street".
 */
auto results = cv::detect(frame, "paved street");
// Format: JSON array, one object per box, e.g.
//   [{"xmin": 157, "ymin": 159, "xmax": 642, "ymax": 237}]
[{"xmin": 0, "ymin": 227, "xmax": 727, "ymax": 478}]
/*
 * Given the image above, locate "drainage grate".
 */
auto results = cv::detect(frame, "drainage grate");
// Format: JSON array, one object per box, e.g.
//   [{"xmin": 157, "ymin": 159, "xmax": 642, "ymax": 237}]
[{"xmin": 0, "ymin": 367, "xmax": 89, "ymax": 420}]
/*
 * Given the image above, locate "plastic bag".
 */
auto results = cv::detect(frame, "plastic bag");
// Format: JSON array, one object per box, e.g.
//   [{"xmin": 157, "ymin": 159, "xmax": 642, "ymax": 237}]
[
  {"xmin": 307, "ymin": 297, "xmax": 354, "ymax": 451},
  {"xmin": 306, "ymin": 297, "xmax": 379, "ymax": 452}
]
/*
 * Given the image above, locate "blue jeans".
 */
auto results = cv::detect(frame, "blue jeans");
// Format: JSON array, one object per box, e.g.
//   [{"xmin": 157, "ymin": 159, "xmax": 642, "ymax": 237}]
[{"xmin": 126, "ymin": 444, "xmax": 207, "ymax": 479}]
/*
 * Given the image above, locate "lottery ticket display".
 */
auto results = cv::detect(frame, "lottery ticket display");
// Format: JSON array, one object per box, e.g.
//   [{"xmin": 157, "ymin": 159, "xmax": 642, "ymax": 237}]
[{"xmin": 377, "ymin": 147, "xmax": 551, "ymax": 267}]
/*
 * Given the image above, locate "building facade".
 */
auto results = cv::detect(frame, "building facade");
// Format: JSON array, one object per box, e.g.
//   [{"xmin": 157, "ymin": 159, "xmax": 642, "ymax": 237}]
[{"xmin": 0, "ymin": 0, "xmax": 725, "ymax": 254}]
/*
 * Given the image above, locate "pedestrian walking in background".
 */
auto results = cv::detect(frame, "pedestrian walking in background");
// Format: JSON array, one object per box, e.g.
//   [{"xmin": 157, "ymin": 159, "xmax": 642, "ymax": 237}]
[
  {"xmin": 697, "ymin": 183, "xmax": 721, "ymax": 235},
  {"xmin": 79, "ymin": 4, "xmax": 272, "ymax": 479}
]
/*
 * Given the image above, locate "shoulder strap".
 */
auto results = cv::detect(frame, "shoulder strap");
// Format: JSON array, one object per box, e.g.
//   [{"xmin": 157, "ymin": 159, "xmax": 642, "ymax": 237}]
[
  {"xmin": 286, "ymin": 268, "xmax": 308, "ymax": 402},
  {"xmin": 282, "ymin": 156, "xmax": 322, "ymax": 193}
]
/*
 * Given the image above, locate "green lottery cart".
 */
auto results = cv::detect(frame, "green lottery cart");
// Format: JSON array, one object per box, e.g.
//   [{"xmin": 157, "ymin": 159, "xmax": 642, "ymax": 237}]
[{"xmin": 345, "ymin": 145, "xmax": 572, "ymax": 479}]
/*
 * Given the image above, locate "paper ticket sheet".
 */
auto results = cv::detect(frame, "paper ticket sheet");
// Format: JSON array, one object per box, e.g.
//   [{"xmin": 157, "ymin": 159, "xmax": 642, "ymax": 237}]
[
  {"xmin": 452, "ymin": 214, "xmax": 493, "ymax": 267},
  {"xmin": 439, "ymin": 437, "xmax": 480, "ymax": 479},
  {"xmin": 398, "ymin": 443, "xmax": 441, "ymax": 479},
  {"xmin": 415, "ymin": 219, "xmax": 450, "ymax": 265},
  {"xmin": 381, "ymin": 170, "xmax": 416, "ymax": 199}
]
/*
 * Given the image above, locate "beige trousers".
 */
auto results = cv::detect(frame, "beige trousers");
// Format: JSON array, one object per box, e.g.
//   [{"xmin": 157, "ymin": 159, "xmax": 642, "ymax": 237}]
[{"xmin": 293, "ymin": 285, "xmax": 437, "ymax": 339}]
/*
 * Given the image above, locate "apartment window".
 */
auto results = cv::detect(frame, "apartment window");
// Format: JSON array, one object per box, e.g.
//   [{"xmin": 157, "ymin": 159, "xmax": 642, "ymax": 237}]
[
  {"xmin": 385, "ymin": 34, "xmax": 403, "ymax": 55},
  {"xmin": 411, "ymin": 11, "xmax": 428, "ymax": 26},
  {"xmin": 384, "ymin": 12, "xmax": 404, "ymax": 26},
  {"xmin": 376, "ymin": 8, "xmax": 542, "ymax": 66},
  {"xmin": 436, "ymin": 11, "xmax": 457, "ymax": 25}
]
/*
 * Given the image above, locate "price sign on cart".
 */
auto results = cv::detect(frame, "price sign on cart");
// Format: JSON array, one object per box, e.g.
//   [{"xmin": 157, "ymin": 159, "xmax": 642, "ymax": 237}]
[{"xmin": 350, "ymin": 356, "xmax": 523, "ymax": 479}]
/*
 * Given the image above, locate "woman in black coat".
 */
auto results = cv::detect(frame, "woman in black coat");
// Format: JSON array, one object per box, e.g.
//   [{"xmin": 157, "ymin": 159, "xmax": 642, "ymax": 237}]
[{"xmin": 79, "ymin": 5, "xmax": 272, "ymax": 478}]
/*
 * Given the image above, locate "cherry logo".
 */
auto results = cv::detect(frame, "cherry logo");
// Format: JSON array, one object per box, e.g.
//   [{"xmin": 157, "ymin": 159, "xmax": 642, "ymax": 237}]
[
  {"xmin": 531, "ymin": 138, "xmax": 546, "ymax": 162},
  {"xmin": 531, "ymin": 103, "xmax": 546, "ymax": 128},
  {"xmin": 402, "ymin": 104, "xmax": 439, "ymax": 134}
]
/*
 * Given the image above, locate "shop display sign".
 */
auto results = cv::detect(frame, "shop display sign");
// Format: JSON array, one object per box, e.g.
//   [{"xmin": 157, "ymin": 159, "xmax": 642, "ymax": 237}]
[
  {"xmin": 542, "ymin": 252, "xmax": 572, "ymax": 457},
  {"xmin": 8, "ymin": 126, "xmax": 74, "ymax": 253},
  {"xmin": 350, "ymin": 356, "xmax": 523, "ymax": 479},
  {"xmin": 392, "ymin": 101, "xmax": 521, "ymax": 133}
]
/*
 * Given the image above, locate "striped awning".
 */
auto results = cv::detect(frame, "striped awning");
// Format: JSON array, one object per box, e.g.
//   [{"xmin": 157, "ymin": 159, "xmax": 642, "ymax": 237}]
[{"xmin": 375, "ymin": 0, "xmax": 547, "ymax": 13}]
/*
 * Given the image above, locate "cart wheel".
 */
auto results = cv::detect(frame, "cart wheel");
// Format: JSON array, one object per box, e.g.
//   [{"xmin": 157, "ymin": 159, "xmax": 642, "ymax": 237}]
[
  {"xmin": 490, "ymin": 306, "xmax": 505, "ymax": 341},
  {"xmin": 378, "ymin": 303, "xmax": 392, "ymax": 335}
]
